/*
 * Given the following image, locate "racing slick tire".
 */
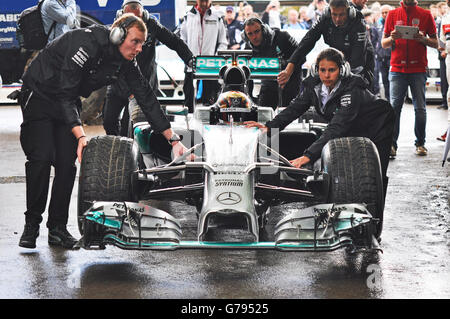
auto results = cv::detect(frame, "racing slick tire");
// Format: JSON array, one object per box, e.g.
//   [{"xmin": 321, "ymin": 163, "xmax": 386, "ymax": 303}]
[
  {"xmin": 322, "ymin": 137, "xmax": 384, "ymax": 238},
  {"xmin": 77, "ymin": 135, "xmax": 139, "ymax": 234}
]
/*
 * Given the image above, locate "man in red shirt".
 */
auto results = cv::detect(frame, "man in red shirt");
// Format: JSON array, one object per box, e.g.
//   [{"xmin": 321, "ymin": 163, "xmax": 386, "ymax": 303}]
[{"xmin": 382, "ymin": 0, "xmax": 438, "ymax": 156}]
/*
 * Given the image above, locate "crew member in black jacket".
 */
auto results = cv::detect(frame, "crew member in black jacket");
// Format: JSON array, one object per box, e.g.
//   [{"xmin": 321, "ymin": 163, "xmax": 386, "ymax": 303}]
[
  {"xmin": 103, "ymin": 0, "xmax": 193, "ymax": 136},
  {"xmin": 246, "ymin": 48, "xmax": 394, "ymax": 196},
  {"xmin": 242, "ymin": 17, "xmax": 302, "ymax": 109},
  {"xmin": 278, "ymin": 0, "xmax": 374, "ymax": 91},
  {"xmin": 18, "ymin": 14, "xmax": 187, "ymax": 249}
]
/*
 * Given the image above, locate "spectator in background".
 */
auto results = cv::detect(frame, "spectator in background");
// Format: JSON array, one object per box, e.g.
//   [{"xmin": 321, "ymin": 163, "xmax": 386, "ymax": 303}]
[
  {"xmin": 262, "ymin": 0, "xmax": 285, "ymax": 29},
  {"xmin": 370, "ymin": 2, "xmax": 382, "ymax": 24},
  {"xmin": 437, "ymin": 2, "xmax": 449, "ymax": 19},
  {"xmin": 238, "ymin": 2, "xmax": 259, "ymax": 21},
  {"xmin": 350, "ymin": 0, "xmax": 368, "ymax": 11},
  {"xmin": 212, "ymin": 4, "xmax": 225, "ymax": 17},
  {"xmin": 224, "ymin": 6, "xmax": 244, "ymax": 49},
  {"xmin": 307, "ymin": 0, "xmax": 327, "ymax": 24},
  {"xmin": 438, "ymin": 0, "xmax": 450, "ymax": 142},
  {"xmin": 283, "ymin": 9, "xmax": 303, "ymax": 30},
  {"xmin": 363, "ymin": 9, "xmax": 379, "ymax": 96},
  {"xmin": 23, "ymin": 0, "xmax": 80, "ymax": 73},
  {"xmin": 180, "ymin": 0, "xmax": 227, "ymax": 110},
  {"xmin": 430, "ymin": 4, "xmax": 439, "ymax": 21},
  {"xmin": 375, "ymin": 5, "xmax": 392, "ymax": 101},
  {"xmin": 382, "ymin": 0, "xmax": 438, "ymax": 157},
  {"xmin": 436, "ymin": 2, "xmax": 449, "ymax": 110},
  {"xmin": 299, "ymin": 6, "xmax": 313, "ymax": 29},
  {"xmin": 41, "ymin": 0, "xmax": 79, "ymax": 43}
]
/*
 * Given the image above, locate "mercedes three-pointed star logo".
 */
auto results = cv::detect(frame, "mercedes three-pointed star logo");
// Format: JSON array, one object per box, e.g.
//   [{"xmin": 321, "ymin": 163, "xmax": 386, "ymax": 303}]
[{"xmin": 216, "ymin": 192, "xmax": 241, "ymax": 205}]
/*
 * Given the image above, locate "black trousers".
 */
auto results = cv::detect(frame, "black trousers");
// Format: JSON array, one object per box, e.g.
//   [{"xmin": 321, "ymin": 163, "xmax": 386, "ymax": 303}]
[
  {"xmin": 375, "ymin": 135, "xmax": 392, "ymax": 182},
  {"xmin": 377, "ymin": 57, "xmax": 390, "ymax": 101},
  {"xmin": 440, "ymin": 57, "xmax": 448, "ymax": 108},
  {"xmin": 259, "ymin": 71, "xmax": 302, "ymax": 109},
  {"xmin": 183, "ymin": 72, "xmax": 220, "ymax": 111},
  {"xmin": 102, "ymin": 86, "xmax": 130, "ymax": 136},
  {"xmin": 20, "ymin": 93, "xmax": 77, "ymax": 229}
]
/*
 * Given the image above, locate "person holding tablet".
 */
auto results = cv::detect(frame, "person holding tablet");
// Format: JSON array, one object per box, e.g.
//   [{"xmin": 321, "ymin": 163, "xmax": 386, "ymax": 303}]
[{"xmin": 381, "ymin": 0, "xmax": 438, "ymax": 157}]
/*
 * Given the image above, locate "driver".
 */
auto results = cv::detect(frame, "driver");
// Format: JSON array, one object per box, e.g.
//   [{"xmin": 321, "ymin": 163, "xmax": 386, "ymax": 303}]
[
  {"xmin": 245, "ymin": 48, "xmax": 394, "ymax": 198},
  {"xmin": 215, "ymin": 90, "xmax": 254, "ymax": 124}
]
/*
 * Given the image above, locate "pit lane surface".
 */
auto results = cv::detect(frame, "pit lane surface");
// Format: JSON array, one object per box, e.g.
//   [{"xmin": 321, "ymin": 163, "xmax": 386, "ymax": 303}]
[{"xmin": 0, "ymin": 102, "xmax": 448, "ymax": 299}]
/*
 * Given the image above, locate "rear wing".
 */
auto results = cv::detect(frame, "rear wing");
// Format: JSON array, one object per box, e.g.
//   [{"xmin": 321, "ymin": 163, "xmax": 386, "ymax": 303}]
[{"xmin": 193, "ymin": 52, "xmax": 280, "ymax": 80}]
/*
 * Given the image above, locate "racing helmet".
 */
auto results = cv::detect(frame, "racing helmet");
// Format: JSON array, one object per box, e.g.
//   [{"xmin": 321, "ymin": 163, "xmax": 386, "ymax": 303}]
[{"xmin": 216, "ymin": 91, "xmax": 254, "ymax": 124}]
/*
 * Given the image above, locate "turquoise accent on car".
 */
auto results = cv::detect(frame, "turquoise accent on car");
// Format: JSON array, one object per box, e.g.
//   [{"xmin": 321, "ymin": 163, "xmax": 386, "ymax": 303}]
[
  {"xmin": 85, "ymin": 211, "xmax": 121, "ymax": 229},
  {"xmin": 194, "ymin": 56, "xmax": 280, "ymax": 78},
  {"xmin": 101, "ymin": 234, "xmax": 353, "ymax": 252},
  {"xmin": 133, "ymin": 126, "xmax": 152, "ymax": 153}
]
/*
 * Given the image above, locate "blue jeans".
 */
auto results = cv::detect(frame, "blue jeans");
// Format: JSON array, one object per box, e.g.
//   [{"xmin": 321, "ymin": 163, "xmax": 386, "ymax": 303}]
[{"xmin": 389, "ymin": 72, "xmax": 427, "ymax": 149}]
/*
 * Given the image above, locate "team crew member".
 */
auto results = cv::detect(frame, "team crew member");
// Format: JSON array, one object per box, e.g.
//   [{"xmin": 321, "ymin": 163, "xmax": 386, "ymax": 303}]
[
  {"xmin": 242, "ymin": 17, "xmax": 302, "ymax": 109},
  {"xmin": 245, "ymin": 48, "xmax": 394, "ymax": 197},
  {"xmin": 103, "ymin": 0, "xmax": 193, "ymax": 136},
  {"xmin": 381, "ymin": 0, "xmax": 438, "ymax": 157},
  {"xmin": 278, "ymin": 0, "xmax": 374, "ymax": 91},
  {"xmin": 180, "ymin": 0, "xmax": 228, "ymax": 110},
  {"xmin": 18, "ymin": 14, "xmax": 187, "ymax": 249}
]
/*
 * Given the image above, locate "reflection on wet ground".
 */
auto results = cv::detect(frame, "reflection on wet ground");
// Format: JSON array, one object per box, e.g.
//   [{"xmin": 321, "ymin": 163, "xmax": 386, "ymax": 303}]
[{"xmin": 0, "ymin": 103, "xmax": 448, "ymax": 299}]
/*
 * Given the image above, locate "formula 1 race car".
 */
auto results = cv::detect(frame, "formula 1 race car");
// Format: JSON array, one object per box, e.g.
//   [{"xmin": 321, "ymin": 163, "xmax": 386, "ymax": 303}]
[{"xmin": 77, "ymin": 50, "xmax": 384, "ymax": 253}]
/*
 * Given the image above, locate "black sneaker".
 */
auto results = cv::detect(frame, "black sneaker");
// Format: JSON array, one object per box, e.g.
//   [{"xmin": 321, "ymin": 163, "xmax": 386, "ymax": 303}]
[
  {"xmin": 19, "ymin": 223, "xmax": 40, "ymax": 249},
  {"xmin": 48, "ymin": 226, "xmax": 78, "ymax": 248}
]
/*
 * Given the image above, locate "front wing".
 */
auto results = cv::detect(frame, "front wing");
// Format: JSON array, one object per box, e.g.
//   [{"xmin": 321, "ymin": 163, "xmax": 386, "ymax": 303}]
[{"xmin": 77, "ymin": 201, "xmax": 381, "ymax": 252}]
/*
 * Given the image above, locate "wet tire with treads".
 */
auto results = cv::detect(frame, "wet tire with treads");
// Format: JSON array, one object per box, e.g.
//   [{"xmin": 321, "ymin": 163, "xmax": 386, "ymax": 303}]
[
  {"xmin": 321, "ymin": 137, "xmax": 384, "ymax": 237},
  {"xmin": 77, "ymin": 135, "xmax": 139, "ymax": 234}
]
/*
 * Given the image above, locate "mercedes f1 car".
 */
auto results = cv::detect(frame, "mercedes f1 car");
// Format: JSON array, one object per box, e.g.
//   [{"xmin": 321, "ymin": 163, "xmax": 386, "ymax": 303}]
[{"xmin": 77, "ymin": 50, "xmax": 384, "ymax": 253}]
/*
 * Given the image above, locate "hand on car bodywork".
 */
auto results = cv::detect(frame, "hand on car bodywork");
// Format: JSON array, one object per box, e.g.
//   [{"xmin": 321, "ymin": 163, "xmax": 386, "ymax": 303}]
[
  {"xmin": 290, "ymin": 155, "xmax": 310, "ymax": 168},
  {"xmin": 172, "ymin": 141, "xmax": 196, "ymax": 162},
  {"xmin": 244, "ymin": 121, "xmax": 268, "ymax": 133},
  {"xmin": 277, "ymin": 63, "xmax": 295, "ymax": 88}
]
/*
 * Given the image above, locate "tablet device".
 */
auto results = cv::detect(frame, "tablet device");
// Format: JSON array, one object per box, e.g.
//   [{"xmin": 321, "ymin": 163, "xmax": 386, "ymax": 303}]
[{"xmin": 395, "ymin": 25, "xmax": 419, "ymax": 39}]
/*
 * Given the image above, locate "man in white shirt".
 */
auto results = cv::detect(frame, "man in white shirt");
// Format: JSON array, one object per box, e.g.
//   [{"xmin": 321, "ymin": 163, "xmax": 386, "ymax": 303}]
[{"xmin": 180, "ymin": 0, "xmax": 227, "ymax": 111}]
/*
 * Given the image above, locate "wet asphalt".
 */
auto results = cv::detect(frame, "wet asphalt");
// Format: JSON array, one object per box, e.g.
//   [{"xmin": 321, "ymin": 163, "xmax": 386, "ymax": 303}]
[{"xmin": 0, "ymin": 102, "xmax": 448, "ymax": 299}]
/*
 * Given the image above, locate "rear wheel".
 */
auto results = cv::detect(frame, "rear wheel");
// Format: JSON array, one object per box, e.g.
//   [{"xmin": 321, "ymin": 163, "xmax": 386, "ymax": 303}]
[
  {"xmin": 77, "ymin": 136, "xmax": 139, "ymax": 234},
  {"xmin": 127, "ymin": 99, "xmax": 148, "ymax": 138},
  {"xmin": 322, "ymin": 137, "xmax": 384, "ymax": 237}
]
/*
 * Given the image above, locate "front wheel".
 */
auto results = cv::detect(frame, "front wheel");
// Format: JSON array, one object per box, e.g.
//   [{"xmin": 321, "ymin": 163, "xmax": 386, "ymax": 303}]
[
  {"xmin": 322, "ymin": 137, "xmax": 384, "ymax": 237},
  {"xmin": 77, "ymin": 135, "xmax": 139, "ymax": 234}
]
